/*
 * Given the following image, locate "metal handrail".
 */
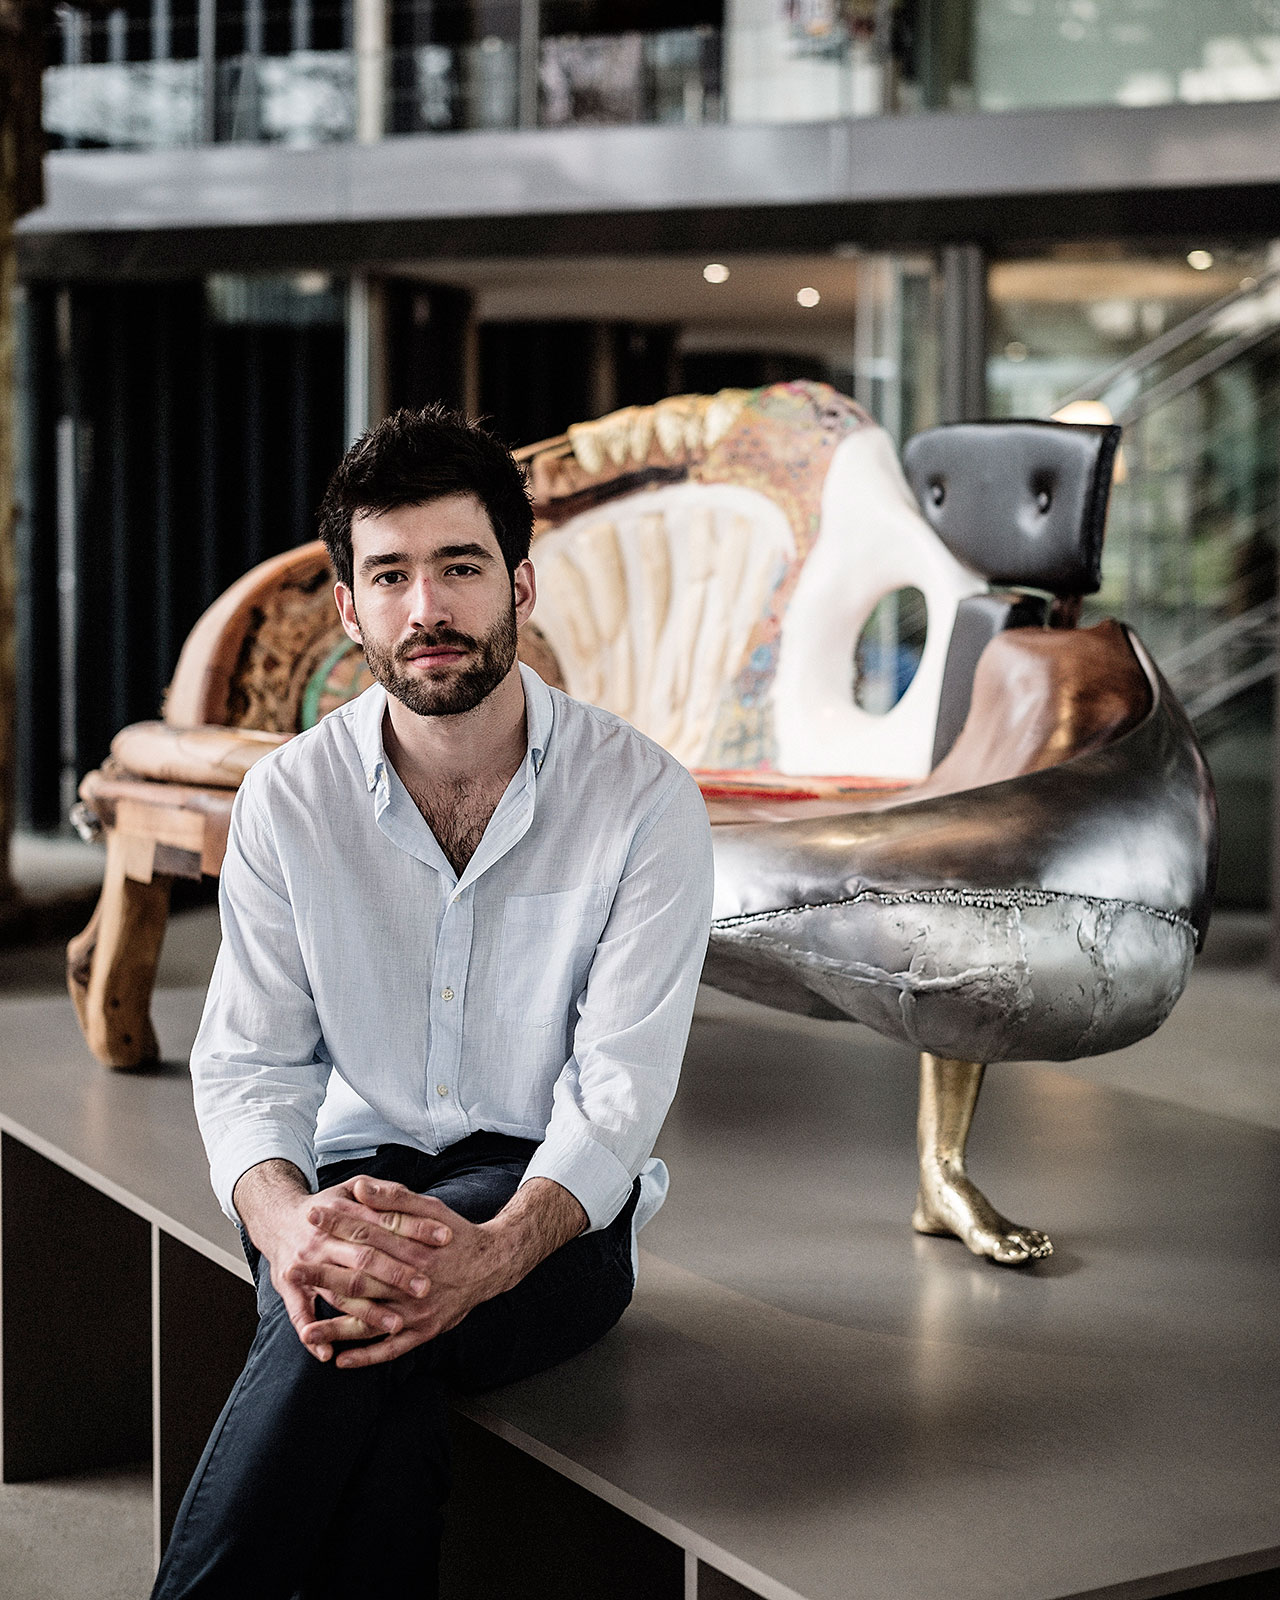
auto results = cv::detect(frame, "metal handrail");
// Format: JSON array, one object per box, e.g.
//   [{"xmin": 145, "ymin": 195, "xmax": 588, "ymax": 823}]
[
  {"xmin": 1181, "ymin": 656, "xmax": 1278, "ymax": 724},
  {"xmin": 1055, "ymin": 264, "xmax": 1280, "ymax": 410},
  {"xmin": 1159, "ymin": 597, "xmax": 1279, "ymax": 676},
  {"xmin": 1159, "ymin": 598, "xmax": 1278, "ymax": 726},
  {"xmin": 1114, "ymin": 320, "xmax": 1280, "ymax": 426}
]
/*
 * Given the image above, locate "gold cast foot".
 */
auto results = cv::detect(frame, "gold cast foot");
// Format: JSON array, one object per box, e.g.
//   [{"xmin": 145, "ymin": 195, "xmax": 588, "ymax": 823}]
[
  {"xmin": 913, "ymin": 1052, "xmax": 1053, "ymax": 1267},
  {"xmin": 912, "ymin": 1174, "xmax": 1052, "ymax": 1264}
]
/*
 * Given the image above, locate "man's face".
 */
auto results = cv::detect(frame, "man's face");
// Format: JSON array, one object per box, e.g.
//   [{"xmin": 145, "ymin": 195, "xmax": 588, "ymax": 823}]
[{"xmin": 335, "ymin": 493, "xmax": 535, "ymax": 719}]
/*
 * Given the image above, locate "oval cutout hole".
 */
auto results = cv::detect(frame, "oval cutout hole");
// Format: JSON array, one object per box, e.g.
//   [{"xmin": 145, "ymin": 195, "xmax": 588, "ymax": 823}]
[{"xmin": 853, "ymin": 587, "xmax": 928, "ymax": 715}]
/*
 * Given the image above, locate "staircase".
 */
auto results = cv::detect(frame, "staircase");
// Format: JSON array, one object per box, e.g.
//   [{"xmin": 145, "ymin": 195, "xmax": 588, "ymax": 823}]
[
  {"xmin": 1056, "ymin": 268, "xmax": 1279, "ymax": 912},
  {"xmin": 1060, "ymin": 266, "xmax": 1280, "ymax": 698}
]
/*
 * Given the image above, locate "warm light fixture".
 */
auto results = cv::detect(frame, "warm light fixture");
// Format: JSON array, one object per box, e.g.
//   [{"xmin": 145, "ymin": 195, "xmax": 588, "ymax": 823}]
[
  {"xmin": 1187, "ymin": 249, "xmax": 1214, "ymax": 271},
  {"xmin": 1004, "ymin": 340, "xmax": 1028, "ymax": 362},
  {"xmin": 796, "ymin": 286, "xmax": 821, "ymax": 307},
  {"xmin": 1051, "ymin": 399, "xmax": 1128, "ymax": 484},
  {"xmin": 703, "ymin": 263, "xmax": 730, "ymax": 284}
]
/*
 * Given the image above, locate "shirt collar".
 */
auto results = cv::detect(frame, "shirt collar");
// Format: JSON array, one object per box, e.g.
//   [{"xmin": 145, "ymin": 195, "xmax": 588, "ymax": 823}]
[
  {"xmin": 519, "ymin": 660, "xmax": 553, "ymax": 775},
  {"xmin": 349, "ymin": 662, "xmax": 553, "ymax": 795}
]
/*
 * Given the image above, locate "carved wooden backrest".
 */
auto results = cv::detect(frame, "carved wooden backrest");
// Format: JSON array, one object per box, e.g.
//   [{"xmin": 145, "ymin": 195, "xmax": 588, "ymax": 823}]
[
  {"xmin": 163, "ymin": 544, "xmax": 372, "ymax": 734},
  {"xmin": 520, "ymin": 381, "xmax": 985, "ymax": 779},
  {"xmin": 163, "ymin": 382, "xmax": 984, "ymax": 781}
]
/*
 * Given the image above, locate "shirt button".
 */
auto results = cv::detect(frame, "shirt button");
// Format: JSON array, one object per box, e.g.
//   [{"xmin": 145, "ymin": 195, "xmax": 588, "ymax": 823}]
[
  {"xmin": 441, "ymin": 987, "xmax": 455, "ymax": 1001},
  {"xmin": 436, "ymin": 1083, "xmax": 449, "ymax": 1097}
]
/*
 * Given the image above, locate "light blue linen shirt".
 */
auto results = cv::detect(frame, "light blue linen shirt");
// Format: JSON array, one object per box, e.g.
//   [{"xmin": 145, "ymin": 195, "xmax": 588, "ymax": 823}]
[{"xmin": 191, "ymin": 664, "xmax": 714, "ymax": 1238}]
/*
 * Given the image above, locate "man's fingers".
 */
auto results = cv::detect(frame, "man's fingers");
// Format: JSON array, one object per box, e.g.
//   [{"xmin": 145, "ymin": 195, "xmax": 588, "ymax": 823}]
[
  {"xmin": 309, "ymin": 1196, "xmax": 452, "ymax": 1255},
  {"xmin": 350, "ymin": 1178, "xmax": 457, "ymax": 1236},
  {"xmin": 300, "ymin": 1310, "xmax": 389, "ymax": 1346},
  {"xmin": 310, "ymin": 1288, "xmax": 402, "ymax": 1337},
  {"xmin": 288, "ymin": 1240, "xmax": 431, "ymax": 1301},
  {"xmin": 288, "ymin": 1254, "xmax": 432, "ymax": 1305},
  {"xmin": 334, "ymin": 1325, "xmax": 434, "ymax": 1368},
  {"xmin": 277, "ymin": 1278, "xmax": 327, "ymax": 1359}
]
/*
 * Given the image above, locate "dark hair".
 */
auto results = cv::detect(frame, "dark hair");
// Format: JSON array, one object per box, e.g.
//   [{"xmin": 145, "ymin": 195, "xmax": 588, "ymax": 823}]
[{"xmin": 318, "ymin": 404, "xmax": 533, "ymax": 589}]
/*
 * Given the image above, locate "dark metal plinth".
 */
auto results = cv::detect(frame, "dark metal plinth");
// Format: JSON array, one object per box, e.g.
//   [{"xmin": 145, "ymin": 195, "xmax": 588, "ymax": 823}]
[
  {"xmin": 154, "ymin": 1232, "xmax": 257, "ymax": 1551},
  {"xmin": 0, "ymin": 1134, "xmax": 150, "ymax": 1481},
  {"xmin": 0, "ymin": 983, "xmax": 1277, "ymax": 1599}
]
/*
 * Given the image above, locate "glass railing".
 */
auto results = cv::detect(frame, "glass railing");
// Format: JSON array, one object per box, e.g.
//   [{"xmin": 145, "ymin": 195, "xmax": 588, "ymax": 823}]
[
  {"xmin": 44, "ymin": 58, "xmax": 204, "ymax": 148},
  {"xmin": 43, "ymin": 0, "xmax": 1280, "ymax": 153},
  {"xmin": 385, "ymin": 25, "xmax": 719, "ymax": 136},
  {"xmin": 43, "ymin": 28, "xmax": 721, "ymax": 147},
  {"xmin": 215, "ymin": 49, "xmax": 356, "ymax": 142}
]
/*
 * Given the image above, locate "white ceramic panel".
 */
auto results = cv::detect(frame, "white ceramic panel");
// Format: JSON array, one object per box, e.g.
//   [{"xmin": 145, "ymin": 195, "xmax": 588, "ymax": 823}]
[{"xmin": 773, "ymin": 427, "xmax": 985, "ymax": 780}]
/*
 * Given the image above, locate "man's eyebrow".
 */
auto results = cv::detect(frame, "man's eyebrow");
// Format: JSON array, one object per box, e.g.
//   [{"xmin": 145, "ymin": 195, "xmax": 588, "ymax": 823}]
[
  {"xmin": 358, "ymin": 543, "xmax": 494, "ymax": 575},
  {"xmin": 434, "ymin": 543, "xmax": 494, "ymax": 561}
]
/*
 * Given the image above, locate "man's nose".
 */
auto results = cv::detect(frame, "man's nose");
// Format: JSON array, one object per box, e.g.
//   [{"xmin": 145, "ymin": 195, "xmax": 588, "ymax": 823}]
[{"xmin": 406, "ymin": 574, "xmax": 451, "ymax": 631}]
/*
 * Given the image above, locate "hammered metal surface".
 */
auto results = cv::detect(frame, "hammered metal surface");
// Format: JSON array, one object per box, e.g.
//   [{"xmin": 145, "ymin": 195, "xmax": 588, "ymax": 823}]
[{"xmin": 706, "ymin": 629, "xmax": 1216, "ymax": 1064}]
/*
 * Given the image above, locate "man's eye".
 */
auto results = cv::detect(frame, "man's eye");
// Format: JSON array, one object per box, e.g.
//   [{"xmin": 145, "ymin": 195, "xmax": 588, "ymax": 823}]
[
  {"xmin": 371, "ymin": 571, "xmax": 406, "ymax": 585},
  {"xmin": 445, "ymin": 565, "xmax": 480, "ymax": 577}
]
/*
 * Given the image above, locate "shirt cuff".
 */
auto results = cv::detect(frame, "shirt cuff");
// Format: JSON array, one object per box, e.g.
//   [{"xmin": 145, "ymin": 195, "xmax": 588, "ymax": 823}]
[
  {"xmin": 211, "ymin": 1128, "xmax": 319, "ymax": 1223},
  {"xmin": 521, "ymin": 1128, "xmax": 635, "ymax": 1233}
]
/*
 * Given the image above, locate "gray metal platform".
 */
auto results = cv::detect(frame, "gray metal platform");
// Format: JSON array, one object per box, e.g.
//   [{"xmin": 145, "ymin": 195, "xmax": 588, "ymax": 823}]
[{"xmin": 1, "ymin": 980, "xmax": 1277, "ymax": 1600}]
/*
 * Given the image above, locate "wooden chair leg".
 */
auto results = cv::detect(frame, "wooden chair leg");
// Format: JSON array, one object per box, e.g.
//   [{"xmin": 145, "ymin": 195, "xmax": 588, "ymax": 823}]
[
  {"xmin": 66, "ymin": 897, "xmax": 101, "ymax": 1043},
  {"xmin": 66, "ymin": 828, "xmax": 173, "ymax": 1068}
]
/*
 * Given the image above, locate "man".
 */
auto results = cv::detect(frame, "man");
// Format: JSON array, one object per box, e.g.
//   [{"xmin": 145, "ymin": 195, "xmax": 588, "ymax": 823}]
[{"xmin": 152, "ymin": 406, "xmax": 714, "ymax": 1599}]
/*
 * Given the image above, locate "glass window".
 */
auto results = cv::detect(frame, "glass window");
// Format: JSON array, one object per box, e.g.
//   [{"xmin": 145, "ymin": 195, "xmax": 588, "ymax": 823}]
[{"xmin": 975, "ymin": 0, "xmax": 1280, "ymax": 112}]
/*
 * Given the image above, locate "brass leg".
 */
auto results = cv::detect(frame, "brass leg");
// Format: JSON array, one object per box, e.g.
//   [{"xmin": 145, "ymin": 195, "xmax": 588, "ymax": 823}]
[
  {"xmin": 67, "ymin": 828, "xmax": 172, "ymax": 1068},
  {"xmin": 911, "ymin": 1052, "xmax": 1053, "ymax": 1266}
]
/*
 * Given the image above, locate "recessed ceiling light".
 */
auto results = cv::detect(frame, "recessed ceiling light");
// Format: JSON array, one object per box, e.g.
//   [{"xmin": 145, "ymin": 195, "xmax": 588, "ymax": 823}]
[
  {"xmin": 1187, "ymin": 249, "xmax": 1214, "ymax": 271},
  {"xmin": 703, "ymin": 263, "xmax": 730, "ymax": 284},
  {"xmin": 796, "ymin": 286, "xmax": 821, "ymax": 308},
  {"xmin": 1240, "ymin": 275, "xmax": 1258, "ymax": 290},
  {"xmin": 1004, "ymin": 341, "xmax": 1029, "ymax": 362}
]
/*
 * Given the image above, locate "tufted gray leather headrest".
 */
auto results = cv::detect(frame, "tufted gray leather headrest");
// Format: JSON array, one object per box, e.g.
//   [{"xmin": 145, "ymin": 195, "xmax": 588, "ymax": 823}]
[{"xmin": 901, "ymin": 420, "xmax": 1121, "ymax": 596}]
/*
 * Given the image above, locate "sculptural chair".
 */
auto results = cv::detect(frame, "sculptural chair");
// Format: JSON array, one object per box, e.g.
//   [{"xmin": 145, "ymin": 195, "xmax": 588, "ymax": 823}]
[{"xmin": 68, "ymin": 382, "xmax": 1216, "ymax": 1268}]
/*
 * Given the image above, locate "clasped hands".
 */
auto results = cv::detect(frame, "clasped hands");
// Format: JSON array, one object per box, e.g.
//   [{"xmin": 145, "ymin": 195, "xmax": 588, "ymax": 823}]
[{"xmin": 269, "ymin": 1177, "xmax": 512, "ymax": 1370}]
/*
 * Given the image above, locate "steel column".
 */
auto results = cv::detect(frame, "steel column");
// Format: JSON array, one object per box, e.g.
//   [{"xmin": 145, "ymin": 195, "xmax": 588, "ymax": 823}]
[{"xmin": 939, "ymin": 242, "xmax": 987, "ymax": 424}]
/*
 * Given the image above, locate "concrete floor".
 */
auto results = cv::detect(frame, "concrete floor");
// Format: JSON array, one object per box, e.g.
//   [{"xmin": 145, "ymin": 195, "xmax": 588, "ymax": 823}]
[
  {"xmin": 0, "ymin": 1469, "xmax": 153, "ymax": 1600},
  {"xmin": 0, "ymin": 857, "xmax": 1277, "ymax": 1599}
]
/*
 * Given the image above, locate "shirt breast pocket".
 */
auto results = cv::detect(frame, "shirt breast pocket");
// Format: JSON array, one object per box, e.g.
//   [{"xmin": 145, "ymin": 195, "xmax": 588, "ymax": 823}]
[{"xmin": 496, "ymin": 885, "xmax": 609, "ymax": 1028}]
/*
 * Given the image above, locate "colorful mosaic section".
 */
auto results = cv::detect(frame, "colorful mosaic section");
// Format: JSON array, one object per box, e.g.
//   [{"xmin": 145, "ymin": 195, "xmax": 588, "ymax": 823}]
[{"xmin": 694, "ymin": 382, "xmax": 872, "ymax": 771}]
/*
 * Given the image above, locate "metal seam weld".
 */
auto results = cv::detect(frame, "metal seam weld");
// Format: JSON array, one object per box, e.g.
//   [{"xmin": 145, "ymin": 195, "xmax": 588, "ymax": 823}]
[{"xmin": 711, "ymin": 886, "xmax": 1197, "ymax": 937}]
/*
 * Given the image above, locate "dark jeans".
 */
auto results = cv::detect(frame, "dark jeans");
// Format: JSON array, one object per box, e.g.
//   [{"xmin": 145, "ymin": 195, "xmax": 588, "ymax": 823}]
[{"xmin": 151, "ymin": 1133, "xmax": 638, "ymax": 1600}]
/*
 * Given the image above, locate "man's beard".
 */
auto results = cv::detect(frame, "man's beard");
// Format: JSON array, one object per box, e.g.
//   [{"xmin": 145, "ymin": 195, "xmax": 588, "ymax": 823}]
[{"xmin": 358, "ymin": 599, "xmax": 518, "ymax": 718}]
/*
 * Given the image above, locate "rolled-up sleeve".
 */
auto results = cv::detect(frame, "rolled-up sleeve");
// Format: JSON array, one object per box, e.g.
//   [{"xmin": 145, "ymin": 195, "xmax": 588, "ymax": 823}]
[
  {"xmin": 521, "ymin": 768, "xmax": 713, "ymax": 1230},
  {"xmin": 192, "ymin": 773, "xmax": 330, "ymax": 1221}
]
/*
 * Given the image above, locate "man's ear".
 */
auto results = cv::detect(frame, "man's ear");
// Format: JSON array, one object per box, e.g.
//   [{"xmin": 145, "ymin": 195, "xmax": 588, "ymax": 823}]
[
  {"xmin": 513, "ymin": 558, "xmax": 536, "ymax": 630},
  {"xmin": 335, "ymin": 582, "xmax": 363, "ymax": 646}
]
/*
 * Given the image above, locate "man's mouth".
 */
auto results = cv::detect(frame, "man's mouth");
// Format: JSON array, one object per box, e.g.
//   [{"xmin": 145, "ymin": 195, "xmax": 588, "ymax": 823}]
[{"xmin": 398, "ymin": 636, "xmax": 473, "ymax": 667}]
